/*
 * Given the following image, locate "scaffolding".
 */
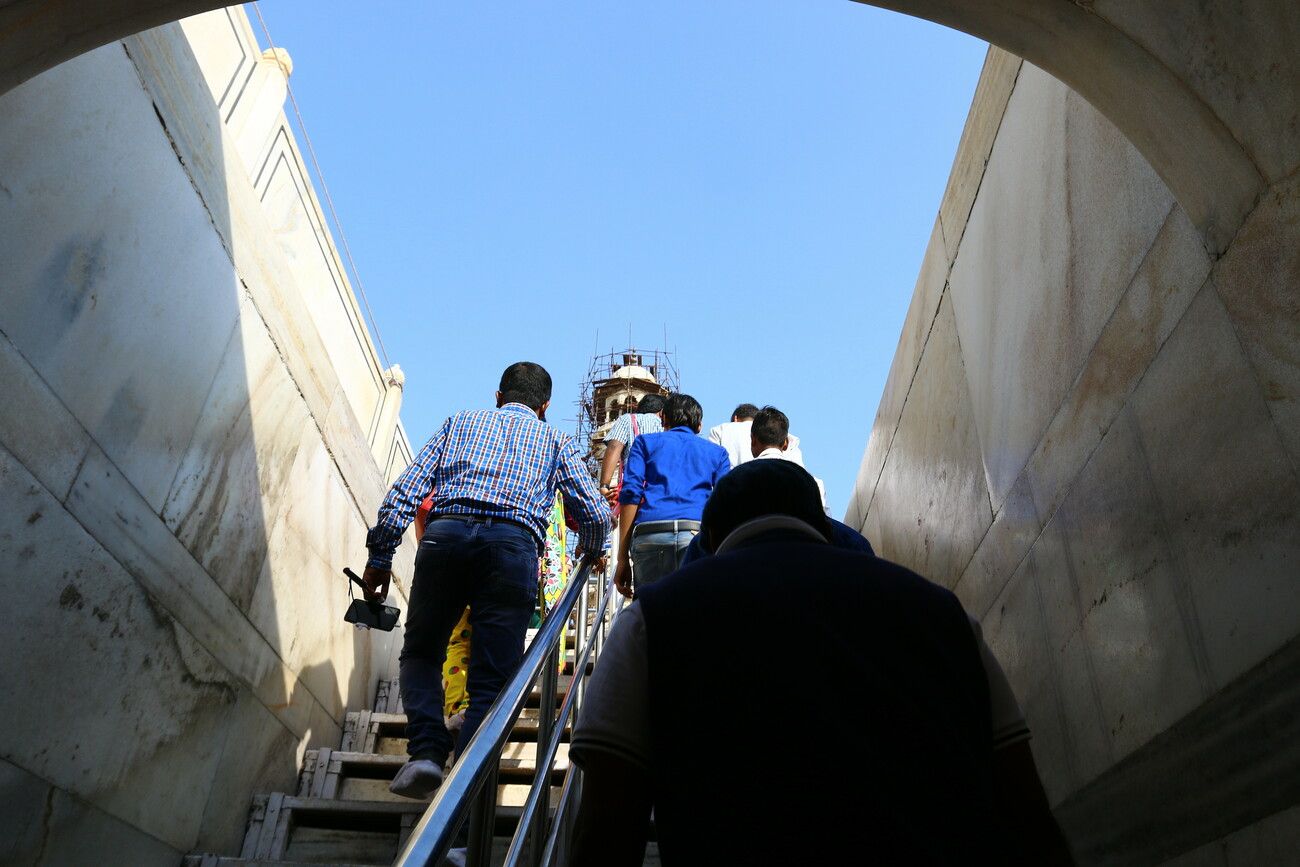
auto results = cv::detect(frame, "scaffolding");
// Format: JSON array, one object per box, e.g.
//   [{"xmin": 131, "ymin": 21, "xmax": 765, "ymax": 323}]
[{"xmin": 575, "ymin": 347, "xmax": 680, "ymax": 477}]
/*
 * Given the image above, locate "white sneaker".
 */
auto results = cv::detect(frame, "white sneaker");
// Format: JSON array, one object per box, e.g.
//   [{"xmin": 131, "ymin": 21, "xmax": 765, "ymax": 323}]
[{"xmin": 388, "ymin": 758, "xmax": 444, "ymax": 800}]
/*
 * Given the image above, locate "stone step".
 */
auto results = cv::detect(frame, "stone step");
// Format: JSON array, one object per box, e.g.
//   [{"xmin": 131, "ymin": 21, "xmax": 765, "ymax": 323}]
[
  {"xmin": 185, "ymin": 857, "xmax": 375, "ymax": 867},
  {"xmin": 341, "ymin": 710, "xmax": 572, "ymax": 756},
  {"xmin": 372, "ymin": 674, "xmax": 577, "ymax": 716},
  {"xmin": 231, "ymin": 793, "xmax": 569, "ymax": 865},
  {"xmin": 299, "ymin": 749, "xmax": 569, "ymax": 802},
  {"xmin": 237, "ymin": 794, "xmax": 423, "ymax": 865},
  {"xmin": 189, "ymin": 841, "xmax": 664, "ymax": 867}
]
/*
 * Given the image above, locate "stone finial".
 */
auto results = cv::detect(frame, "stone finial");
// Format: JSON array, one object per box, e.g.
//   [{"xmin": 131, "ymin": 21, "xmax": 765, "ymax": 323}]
[{"xmin": 261, "ymin": 47, "xmax": 294, "ymax": 79}]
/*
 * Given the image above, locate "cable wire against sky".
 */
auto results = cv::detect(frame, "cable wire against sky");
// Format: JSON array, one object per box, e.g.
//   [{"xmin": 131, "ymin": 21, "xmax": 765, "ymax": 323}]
[{"xmin": 250, "ymin": 1, "xmax": 394, "ymax": 372}]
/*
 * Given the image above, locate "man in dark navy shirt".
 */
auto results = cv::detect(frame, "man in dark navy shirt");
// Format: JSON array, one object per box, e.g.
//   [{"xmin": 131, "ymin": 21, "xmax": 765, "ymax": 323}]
[
  {"xmin": 614, "ymin": 393, "xmax": 730, "ymax": 596},
  {"xmin": 572, "ymin": 460, "xmax": 1073, "ymax": 866}
]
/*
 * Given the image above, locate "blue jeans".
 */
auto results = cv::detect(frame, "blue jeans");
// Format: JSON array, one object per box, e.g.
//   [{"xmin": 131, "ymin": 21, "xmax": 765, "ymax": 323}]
[
  {"xmin": 629, "ymin": 528, "xmax": 697, "ymax": 590},
  {"xmin": 400, "ymin": 517, "xmax": 538, "ymax": 765}
]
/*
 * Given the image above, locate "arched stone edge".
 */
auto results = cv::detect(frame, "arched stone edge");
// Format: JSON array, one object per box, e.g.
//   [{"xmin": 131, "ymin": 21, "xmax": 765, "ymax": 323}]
[{"xmin": 0, "ymin": 0, "xmax": 1269, "ymax": 252}]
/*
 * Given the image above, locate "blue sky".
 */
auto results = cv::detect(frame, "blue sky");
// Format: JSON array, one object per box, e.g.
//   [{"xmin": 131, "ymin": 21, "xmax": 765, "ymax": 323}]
[{"xmin": 254, "ymin": 0, "xmax": 987, "ymax": 517}]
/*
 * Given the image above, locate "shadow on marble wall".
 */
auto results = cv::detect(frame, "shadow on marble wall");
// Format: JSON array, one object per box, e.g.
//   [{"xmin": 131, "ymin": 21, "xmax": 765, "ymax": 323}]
[
  {"xmin": 846, "ymin": 56, "xmax": 1300, "ymax": 866},
  {"xmin": 0, "ymin": 26, "xmax": 382, "ymax": 862}
]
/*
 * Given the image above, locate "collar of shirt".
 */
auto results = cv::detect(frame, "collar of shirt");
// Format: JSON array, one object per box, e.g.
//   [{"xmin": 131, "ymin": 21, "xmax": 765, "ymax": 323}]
[
  {"xmin": 667, "ymin": 425, "xmax": 695, "ymax": 434},
  {"xmin": 715, "ymin": 515, "xmax": 828, "ymax": 554},
  {"xmin": 499, "ymin": 402, "xmax": 538, "ymax": 417}
]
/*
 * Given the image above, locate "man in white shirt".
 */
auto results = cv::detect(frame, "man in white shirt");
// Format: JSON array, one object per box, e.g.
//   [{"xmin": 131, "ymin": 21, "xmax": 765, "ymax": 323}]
[
  {"xmin": 710, "ymin": 402, "xmax": 805, "ymax": 469},
  {"xmin": 749, "ymin": 405, "xmax": 829, "ymax": 515}
]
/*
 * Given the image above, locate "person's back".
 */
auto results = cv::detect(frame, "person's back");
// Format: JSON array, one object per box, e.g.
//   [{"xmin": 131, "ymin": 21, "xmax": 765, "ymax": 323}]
[
  {"xmin": 615, "ymin": 393, "xmax": 730, "ymax": 594},
  {"xmin": 637, "ymin": 538, "xmax": 995, "ymax": 864}
]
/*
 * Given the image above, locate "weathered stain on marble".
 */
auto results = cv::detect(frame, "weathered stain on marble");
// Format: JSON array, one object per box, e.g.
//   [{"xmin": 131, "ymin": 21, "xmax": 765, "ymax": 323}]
[
  {"xmin": 0, "ymin": 758, "xmax": 179, "ymax": 866},
  {"xmin": 952, "ymin": 471, "xmax": 1041, "ymax": 622},
  {"xmin": 1090, "ymin": 1, "xmax": 1300, "ymax": 183},
  {"xmin": 1026, "ymin": 515, "xmax": 1115, "ymax": 795},
  {"xmin": 871, "ymin": 295, "xmax": 993, "ymax": 587},
  {"xmin": 0, "ymin": 332, "xmax": 93, "ymax": 502},
  {"xmin": 1211, "ymin": 173, "xmax": 1300, "ymax": 473},
  {"xmin": 1128, "ymin": 283, "xmax": 1300, "ymax": 691},
  {"xmin": 847, "ymin": 218, "xmax": 949, "ymax": 528},
  {"xmin": 947, "ymin": 64, "xmax": 1173, "ymax": 510},
  {"xmin": 0, "ymin": 444, "xmax": 239, "ymax": 851},
  {"xmin": 1052, "ymin": 407, "xmax": 1209, "ymax": 763},
  {"xmin": 1024, "ymin": 202, "xmax": 1212, "ymax": 522},
  {"xmin": 0, "ymin": 44, "xmax": 244, "ymax": 512},
  {"xmin": 163, "ymin": 293, "xmax": 312, "ymax": 610},
  {"xmin": 245, "ymin": 429, "xmax": 375, "ymax": 722},
  {"xmin": 936, "ymin": 47, "xmax": 1022, "ymax": 264}
]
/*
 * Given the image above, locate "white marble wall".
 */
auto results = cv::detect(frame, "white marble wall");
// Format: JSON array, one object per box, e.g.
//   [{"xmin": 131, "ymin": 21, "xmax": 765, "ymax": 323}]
[
  {"xmin": 846, "ymin": 50, "xmax": 1300, "ymax": 865},
  {"xmin": 0, "ymin": 13, "xmax": 414, "ymax": 863}
]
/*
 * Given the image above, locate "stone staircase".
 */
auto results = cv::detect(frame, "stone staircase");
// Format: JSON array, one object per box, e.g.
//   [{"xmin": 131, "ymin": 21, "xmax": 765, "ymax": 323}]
[{"xmin": 186, "ymin": 633, "xmax": 584, "ymax": 867}]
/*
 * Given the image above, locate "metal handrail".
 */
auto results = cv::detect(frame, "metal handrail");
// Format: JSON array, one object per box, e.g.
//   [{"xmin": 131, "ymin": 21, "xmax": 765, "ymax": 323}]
[
  {"xmin": 393, "ymin": 553, "xmax": 612, "ymax": 867},
  {"xmin": 501, "ymin": 569, "xmax": 617, "ymax": 867}
]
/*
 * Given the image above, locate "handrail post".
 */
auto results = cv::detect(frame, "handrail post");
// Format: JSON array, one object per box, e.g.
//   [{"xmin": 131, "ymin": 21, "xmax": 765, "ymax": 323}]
[
  {"xmin": 466, "ymin": 763, "xmax": 498, "ymax": 867},
  {"xmin": 530, "ymin": 643, "xmax": 559, "ymax": 864},
  {"xmin": 393, "ymin": 556, "xmax": 599, "ymax": 867}
]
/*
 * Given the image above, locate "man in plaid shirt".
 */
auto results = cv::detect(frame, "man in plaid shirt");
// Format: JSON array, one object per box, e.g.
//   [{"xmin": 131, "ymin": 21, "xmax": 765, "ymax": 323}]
[{"xmin": 362, "ymin": 361, "xmax": 610, "ymax": 800}]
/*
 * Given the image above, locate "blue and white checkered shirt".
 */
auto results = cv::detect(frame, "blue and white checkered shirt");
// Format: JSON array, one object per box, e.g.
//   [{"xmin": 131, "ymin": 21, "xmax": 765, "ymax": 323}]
[
  {"xmin": 605, "ymin": 411, "xmax": 663, "ymax": 448},
  {"xmin": 366, "ymin": 403, "xmax": 610, "ymax": 569}
]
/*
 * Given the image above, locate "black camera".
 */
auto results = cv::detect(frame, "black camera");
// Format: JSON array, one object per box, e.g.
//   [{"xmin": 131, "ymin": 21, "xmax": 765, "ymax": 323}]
[{"xmin": 343, "ymin": 568, "xmax": 401, "ymax": 631}]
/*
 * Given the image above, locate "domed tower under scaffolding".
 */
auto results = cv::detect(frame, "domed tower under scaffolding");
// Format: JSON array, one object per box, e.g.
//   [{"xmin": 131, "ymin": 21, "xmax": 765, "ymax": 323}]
[{"xmin": 575, "ymin": 348, "xmax": 679, "ymax": 478}]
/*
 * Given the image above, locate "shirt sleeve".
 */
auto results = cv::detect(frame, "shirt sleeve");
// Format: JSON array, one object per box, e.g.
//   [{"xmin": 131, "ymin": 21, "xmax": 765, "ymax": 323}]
[
  {"xmin": 570, "ymin": 602, "xmax": 652, "ymax": 771},
  {"xmin": 968, "ymin": 614, "xmax": 1031, "ymax": 749},
  {"xmin": 555, "ymin": 434, "xmax": 612, "ymax": 553},
  {"xmin": 707, "ymin": 424, "xmax": 724, "ymax": 445},
  {"xmin": 365, "ymin": 419, "xmax": 447, "ymax": 569},
  {"xmin": 605, "ymin": 415, "xmax": 632, "ymax": 446},
  {"xmin": 711, "ymin": 446, "xmax": 731, "ymax": 486},
  {"xmin": 617, "ymin": 436, "xmax": 649, "ymax": 505}
]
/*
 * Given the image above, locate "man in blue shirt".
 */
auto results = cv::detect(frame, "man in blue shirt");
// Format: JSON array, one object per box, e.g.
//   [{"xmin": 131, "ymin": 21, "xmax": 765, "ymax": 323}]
[
  {"xmin": 362, "ymin": 361, "xmax": 610, "ymax": 800},
  {"xmin": 615, "ymin": 393, "xmax": 730, "ymax": 597},
  {"xmin": 598, "ymin": 392, "xmax": 665, "ymax": 507}
]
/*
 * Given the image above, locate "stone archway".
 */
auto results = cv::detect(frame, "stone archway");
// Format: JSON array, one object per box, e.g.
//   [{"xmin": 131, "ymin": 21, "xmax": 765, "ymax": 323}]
[{"xmin": 2, "ymin": 1, "xmax": 1294, "ymax": 254}]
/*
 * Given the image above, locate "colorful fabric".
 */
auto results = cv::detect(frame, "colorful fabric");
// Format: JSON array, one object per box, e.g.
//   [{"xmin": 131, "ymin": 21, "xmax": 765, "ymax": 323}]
[
  {"xmin": 366, "ymin": 403, "xmax": 610, "ymax": 569},
  {"xmin": 442, "ymin": 608, "xmax": 473, "ymax": 717},
  {"xmin": 541, "ymin": 492, "xmax": 570, "ymax": 670}
]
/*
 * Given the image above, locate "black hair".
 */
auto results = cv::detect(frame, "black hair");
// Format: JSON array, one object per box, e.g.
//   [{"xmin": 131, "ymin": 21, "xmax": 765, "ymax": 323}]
[
  {"xmin": 636, "ymin": 393, "xmax": 666, "ymax": 415},
  {"xmin": 663, "ymin": 393, "xmax": 704, "ymax": 431},
  {"xmin": 750, "ymin": 406, "xmax": 789, "ymax": 449},
  {"xmin": 701, "ymin": 459, "xmax": 832, "ymax": 550},
  {"xmin": 731, "ymin": 403, "xmax": 760, "ymax": 421},
  {"xmin": 498, "ymin": 361, "xmax": 552, "ymax": 410}
]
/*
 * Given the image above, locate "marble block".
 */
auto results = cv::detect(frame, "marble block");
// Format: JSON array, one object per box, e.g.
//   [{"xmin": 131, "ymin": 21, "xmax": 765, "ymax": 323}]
[
  {"xmin": 1210, "ymin": 173, "xmax": 1300, "ymax": 473},
  {"xmin": 0, "ymin": 330, "xmax": 93, "ymax": 502},
  {"xmin": 1053, "ymin": 408, "xmax": 1210, "ymax": 762},
  {"xmin": 847, "ymin": 219, "xmax": 948, "ymax": 529},
  {"xmin": 1090, "ymin": 1, "xmax": 1300, "ymax": 182},
  {"xmin": 0, "ymin": 42, "xmax": 243, "ymax": 513},
  {"xmin": 1128, "ymin": 283, "xmax": 1300, "ymax": 691},
  {"xmin": 0, "ymin": 444, "xmax": 239, "ymax": 851},
  {"xmin": 937, "ymin": 47, "xmax": 1022, "ymax": 264},
  {"xmin": 0, "ymin": 758, "xmax": 179, "ymax": 866},
  {"xmin": 947, "ymin": 64, "xmax": 1172, "ymax": 510},
  {"xmin": 1024, "ymin": 203, "xmax": 1211, "ymax": 523},
  {"xmin": 871, "ymin": 295, "xmax": 992, "ymax": 587},
  {"xmin": 163, "ymin": 293, "xmax": 313, "ymax": 610}
]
